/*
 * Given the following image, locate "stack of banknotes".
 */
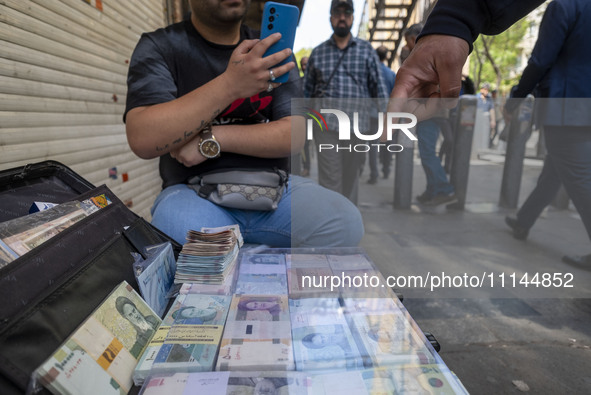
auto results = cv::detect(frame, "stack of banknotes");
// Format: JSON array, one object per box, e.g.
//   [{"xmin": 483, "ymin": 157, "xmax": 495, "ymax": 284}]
[
  {"xmin": 342, "ymin": 297, "xmax": 436, "ymax": 367},
  {"xmin": 134, "ymin": 293, "xmax": 231, "ymax": 385},
  {"xmin": 174, "ymin": 226, "xmax": 242, "ymax": 284},
  {"xmin": 35, "ymin": 281, "xmax": 160, "ymax": 395},
  {"xmin": 290, "ymin": 297, "xmax": 364, "ymax": 372},
  {"xmin": 234, "ymin": 253, "xmax": 288, "ymax": 295},
  {"xmin": 138, "ymin": 366, "xmax": 466, "ymax": 395},
  {"xmin": 0, "ymin": 195, "xmax": 111, "ymax": 268},
  {"xmin": 217, "ymin": 294, "xmax": 294, "ymax": 371},
  {"xmin": 139, "ymin": 371, "xmax": 309, "ymax": 395}
]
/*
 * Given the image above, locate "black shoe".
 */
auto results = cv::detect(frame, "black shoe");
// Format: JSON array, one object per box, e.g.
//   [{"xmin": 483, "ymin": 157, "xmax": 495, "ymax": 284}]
[
  {"xmin": 382, "ymin": 172, "xmax": 390, "ymax": 179},
  {"xmin": 505, "ymin": 216, "xmax": 529, "ymax": 240},
  {"xmin": 562, "ymin": 253, "xmax": 591, "ymax": 265},
  {"xmin": 424, "ymin": 193, "xmax": 458, "ymax": 206},
  {"xmin": 367, "ymin": 177, "xmax": 377, "ymax": 185},
  {"xmin": 416, "ymin": 191, "xmax": 431, "ymax": 204}
]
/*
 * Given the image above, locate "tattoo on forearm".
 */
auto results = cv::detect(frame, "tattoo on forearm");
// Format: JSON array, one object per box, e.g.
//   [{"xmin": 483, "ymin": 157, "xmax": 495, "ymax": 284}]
[{"xmin": 159, "ymin": 110, "xmax": 221, "ymax": 152}]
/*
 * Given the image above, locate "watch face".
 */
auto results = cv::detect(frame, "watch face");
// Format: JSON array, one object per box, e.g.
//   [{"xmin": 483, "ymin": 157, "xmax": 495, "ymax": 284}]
[{"xmin": 200, "ymin": 139, "xmax": 220, "ymax": 158}]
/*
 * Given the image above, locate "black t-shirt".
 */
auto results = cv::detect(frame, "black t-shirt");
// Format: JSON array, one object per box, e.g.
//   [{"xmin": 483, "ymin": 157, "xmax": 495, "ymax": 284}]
[{"xmin": 125, "ymin": 21, "xmax": 301, "ymax": 189}]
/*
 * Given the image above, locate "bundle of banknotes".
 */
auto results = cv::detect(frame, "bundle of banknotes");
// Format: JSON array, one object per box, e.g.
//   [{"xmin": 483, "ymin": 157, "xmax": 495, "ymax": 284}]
[
  {"xmin": 286, "ymin": 254, "xmax": 335, "ymax": 298},
  {"xmin": 308, "ymin": 365, "xmax": 467, "ymax": 394},
  {"xmin": 234, "ymin": 253, "xmax": 288, "ymax": 295},
  {"xmin": 174, "ymin": 226, "xmax": 243, "ymax": 284},
  {"xmin": 34, "ymin": 281, "xmax": 160, "ymax": 395},
  {"xmin": 139, "ymin": 371, "xmax": 309, "ymax": 395},
  {"xmin": 290, "ymin": 297, "xmax": 364, "ymax": 372},
  {"xmin": 134, "ymin": 293, "xmax": 231, "ymax": 385},
  {"xmin": 342, "ymin": 298, "xmax": 436, "ymax": 367},
  {"xmin": 0, "ymin": 195, "xmax": 111, "ymax": 268},
  {"xmin": 217, "ymin": 294, "xmax": 294, "ymax": 371},
  {"xmin": 138, "ymin": 366, "xmax": 466, "ymax": 395}
]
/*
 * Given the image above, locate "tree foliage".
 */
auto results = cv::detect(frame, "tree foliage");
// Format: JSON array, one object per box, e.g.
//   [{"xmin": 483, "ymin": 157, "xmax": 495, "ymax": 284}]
[{"xmin": 471, "ymin": 19, "xmax": 529, "ymax": 95}]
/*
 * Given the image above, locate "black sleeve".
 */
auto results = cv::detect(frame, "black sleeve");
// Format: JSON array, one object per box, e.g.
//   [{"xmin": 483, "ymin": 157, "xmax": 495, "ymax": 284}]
[
  {"xmin": 512, "ymin": 1, "xmax": 569, "ymax": 98},
  {"xmin": 272, "ymin": 65, "xmax": 303, "ymax": 120},
  {"xmin": 418, "ymin": 0, "xmax": 546, "ymax": 52},
  {"xmin": 124, "ymin": 33, "xmax": 177, "ymax": 122}
]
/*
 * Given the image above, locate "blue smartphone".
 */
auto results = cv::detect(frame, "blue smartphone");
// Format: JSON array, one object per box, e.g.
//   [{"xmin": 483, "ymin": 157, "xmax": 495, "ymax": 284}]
[{"xmin": 260, "ymin": 1, "xmax": 300, "ymax": 84}]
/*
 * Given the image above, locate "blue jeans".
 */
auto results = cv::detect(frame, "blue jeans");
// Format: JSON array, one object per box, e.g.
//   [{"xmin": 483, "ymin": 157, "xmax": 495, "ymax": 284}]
[
  {"xmin": 151, "ymin": 175, "xmax": 364, "ymax": 247},
  {"xmin": 417, "ymin": 120, "xmax": 454, "ymax": 197},
  {"xmin": 516, "ymin": 127, "xmax": 591, "ymax": 240}
]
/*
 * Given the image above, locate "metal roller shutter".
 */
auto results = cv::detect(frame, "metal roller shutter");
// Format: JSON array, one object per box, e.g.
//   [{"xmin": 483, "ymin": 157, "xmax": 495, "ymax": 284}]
[{"xmin": 0, "ymin": 0, "xmax": 167, "ymax": 219}]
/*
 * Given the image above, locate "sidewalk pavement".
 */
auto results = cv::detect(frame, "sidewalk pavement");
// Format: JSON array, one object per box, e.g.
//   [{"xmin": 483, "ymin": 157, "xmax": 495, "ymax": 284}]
[{"xmin": 355, "ymin": 153, "xmax": 591, "ymax": 394}]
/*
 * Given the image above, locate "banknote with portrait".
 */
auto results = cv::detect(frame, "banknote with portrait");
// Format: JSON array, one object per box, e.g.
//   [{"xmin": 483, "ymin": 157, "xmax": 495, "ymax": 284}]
[{"xmin": 34, "ymin": 281, "xmax": 160, "ymax": 395}]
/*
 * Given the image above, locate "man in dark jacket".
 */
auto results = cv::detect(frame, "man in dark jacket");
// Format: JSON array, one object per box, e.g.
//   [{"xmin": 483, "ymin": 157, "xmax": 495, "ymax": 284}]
[
  {"xmin": 504, "ymin": 0, "xmax": 591, "ymax": 265},
  {"xmin": 389, "ymin": 0, "xmax": 590, "ymax": 264}
]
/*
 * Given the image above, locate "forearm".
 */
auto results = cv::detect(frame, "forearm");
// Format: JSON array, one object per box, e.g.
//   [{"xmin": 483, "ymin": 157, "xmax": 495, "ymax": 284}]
[
  {"xmin": 125, "ymin": 74, "xmax": 236, "ymax": 159},
  {"xmin": 419, "ymin": 0, "xmax": 545, "ymax": 51},
  {"xmin": 214, "ymin": 116, "xmax": 305, "ymax": 157}
]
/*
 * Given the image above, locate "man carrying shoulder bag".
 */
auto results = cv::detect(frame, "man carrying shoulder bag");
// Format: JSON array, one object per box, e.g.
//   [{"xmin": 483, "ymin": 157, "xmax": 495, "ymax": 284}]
[{"xmin": 124, "ymin": 0, "xmax": 363, "ymax": 248}]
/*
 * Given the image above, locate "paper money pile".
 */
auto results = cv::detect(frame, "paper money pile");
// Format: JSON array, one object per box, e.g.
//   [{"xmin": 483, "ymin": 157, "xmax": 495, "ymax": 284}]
[
  {"xmin": 35, "ymin": 281, "xmax": 161, "ymax": 395},
  {"xmin": 217, "ymin": 294, "xmax": 294, "ymax": 371},
  {"xmin": 234, "ymin": 253, "xmax": 288, "ymax": 295},
  {"xmin": 134, "ymin": 293, "xmax": 231, "ymax": 385},
  {"xmin": 174, "ymin": 226, "xmax": 243, "ymax": 285},
  {"xmin": 290, "ymin": 297, "xmax": 364, "ymax": 372}
]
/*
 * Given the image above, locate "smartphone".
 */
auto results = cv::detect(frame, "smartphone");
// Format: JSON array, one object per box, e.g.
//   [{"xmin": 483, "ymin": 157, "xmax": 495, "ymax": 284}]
[{"xmin": 260, "ymin": 1, "xmax": 300, "ymax": 84}]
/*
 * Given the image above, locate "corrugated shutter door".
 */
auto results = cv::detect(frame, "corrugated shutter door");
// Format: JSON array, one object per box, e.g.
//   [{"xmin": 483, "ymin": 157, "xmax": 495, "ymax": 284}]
[{"xmin": 0, "ymin": 0, "xmax": 166, "ymax": 220}]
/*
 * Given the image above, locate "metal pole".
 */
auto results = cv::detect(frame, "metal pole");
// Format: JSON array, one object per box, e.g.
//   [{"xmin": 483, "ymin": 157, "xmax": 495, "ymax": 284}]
[
  {"xmin": 393, "ymin": 131, "xmax": 414, "ymax": 210},
  {"xmin": 449, "ymin": 96, "xmax": 477, "ymax": 210},
  {"xmin": 499, "ymin": 96, "xmax": 535, "ymax": 209}
]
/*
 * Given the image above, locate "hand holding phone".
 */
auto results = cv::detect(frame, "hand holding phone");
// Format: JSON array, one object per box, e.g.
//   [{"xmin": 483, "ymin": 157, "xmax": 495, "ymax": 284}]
[{"xmin": 260, "ymin": 2, "xmax": 300, "ymax": 84}]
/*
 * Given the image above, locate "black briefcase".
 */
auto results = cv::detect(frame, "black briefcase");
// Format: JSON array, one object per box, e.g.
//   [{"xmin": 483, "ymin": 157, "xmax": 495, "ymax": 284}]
[{"xmin": 0, "ymin": 161, "xmax": 180, "ymax": 394}]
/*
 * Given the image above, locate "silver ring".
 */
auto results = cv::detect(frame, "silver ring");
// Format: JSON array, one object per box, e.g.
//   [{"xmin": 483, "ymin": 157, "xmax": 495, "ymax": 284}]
[
  {"xmin": 269, "ymin": 69, "xmax": 276, "ymax": 81},
  {"xmin": 267, "ymin": 82, "xmax": 274, "ymax": 92}
]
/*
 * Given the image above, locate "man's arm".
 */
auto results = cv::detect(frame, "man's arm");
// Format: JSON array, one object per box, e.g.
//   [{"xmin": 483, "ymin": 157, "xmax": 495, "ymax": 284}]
[
  {"xmin": 512, "ymin": 1, "xmax": 569, "ymax": 99},
  {"xmin": 505, "ymin": 1, "xmax": 569, "ymax": 114},
  {"xmin": 168, "ymin": 116, "xmax": 306, "ymax": 168},
  {"xmin": 388, "ymin": 0, "xmax": 545, "ymax": 117},
  {"xmin": 125, "ymin": 33, "xmax": 295, "ymax": 160},
  {"xmin": 419, "ymin": 0, "xmax": 546, "ymax": 52}
]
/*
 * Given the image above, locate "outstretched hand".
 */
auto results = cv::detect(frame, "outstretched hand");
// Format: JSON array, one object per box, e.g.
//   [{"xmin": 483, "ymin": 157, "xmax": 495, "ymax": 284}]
[
  {"xmin": 221, "ymin": 33, "xmax": 295, "ymax": 99},
  {"xmin": 387, "ymin": 34, "xmax": 470, "ymax": 121}
]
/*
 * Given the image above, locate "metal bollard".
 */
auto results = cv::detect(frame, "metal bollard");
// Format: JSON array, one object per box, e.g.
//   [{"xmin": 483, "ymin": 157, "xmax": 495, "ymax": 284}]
[
  {"xmin": 393, "ymin": 130, "xmax": 414, "ymax": 209},
  {"xmin": 499, "ymin": 96, "xmax": 535, "ymax": 209},
  {"xmin": 448, "ymin": 96, "xmax": 477, "ymax": 210}
]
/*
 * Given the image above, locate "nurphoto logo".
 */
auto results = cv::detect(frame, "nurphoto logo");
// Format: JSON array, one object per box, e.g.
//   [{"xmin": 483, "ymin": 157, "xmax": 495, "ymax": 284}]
[{"xmin": 305, "ymin": 109, "xmax": 418, "ymax": 153}]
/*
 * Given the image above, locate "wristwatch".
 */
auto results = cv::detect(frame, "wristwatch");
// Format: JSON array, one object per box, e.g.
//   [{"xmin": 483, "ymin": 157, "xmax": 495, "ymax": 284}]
[{"xmin": 198, "ymin": 126, "xmax": 221, "ymax": 159}]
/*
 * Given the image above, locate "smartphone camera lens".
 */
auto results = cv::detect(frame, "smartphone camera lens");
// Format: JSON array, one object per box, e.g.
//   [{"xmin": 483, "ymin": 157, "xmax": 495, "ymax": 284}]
[
  {"xmin": 268, "ymin": 23, "xmax": 274, "ymax": 30},
  {"xmin": 270, "ymin": 7, "xmax": 276, "ymax": 13},
  {"xmin": 269, "ymin": 16, "xmax": 275, "ymax": 22}
]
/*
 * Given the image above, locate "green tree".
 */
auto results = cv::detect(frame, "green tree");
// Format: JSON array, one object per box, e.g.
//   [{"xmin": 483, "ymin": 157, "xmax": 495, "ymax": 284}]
[{"xmin": 471, "ymin": 18, "xmax": 529, "ymax": 95}]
